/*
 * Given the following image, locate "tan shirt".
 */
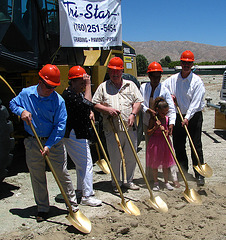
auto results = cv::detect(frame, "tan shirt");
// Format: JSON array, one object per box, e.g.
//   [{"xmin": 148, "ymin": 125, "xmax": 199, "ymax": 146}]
[{"xmin": 92, "ymin": 79, "xmax": 143, "ymax": 132}]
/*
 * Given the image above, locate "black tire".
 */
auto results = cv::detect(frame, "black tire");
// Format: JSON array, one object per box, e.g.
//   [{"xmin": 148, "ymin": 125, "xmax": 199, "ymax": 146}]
[{"xmin": 0, "ymin": 99, "xmax": 15, "ymax": 182}]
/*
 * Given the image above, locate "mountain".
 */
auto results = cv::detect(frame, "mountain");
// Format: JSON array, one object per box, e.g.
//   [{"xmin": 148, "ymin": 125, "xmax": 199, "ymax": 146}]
[{"xmin": 127, "ymin": 40, "xmax": 226, "ymax": 63}]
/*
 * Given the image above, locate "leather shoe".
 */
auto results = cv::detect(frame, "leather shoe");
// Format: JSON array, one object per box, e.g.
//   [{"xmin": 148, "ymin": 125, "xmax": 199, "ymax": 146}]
[
  {"xmin": 36, "ymin": 212, "xmax": 48, "ymax": 222},
  {"xmin": 123, "ymin": 182, "xmax": 140, "ymax": 190},
  {"xmin": 196, "ymin": 176, "xmax": 205, "ymax": 186}
]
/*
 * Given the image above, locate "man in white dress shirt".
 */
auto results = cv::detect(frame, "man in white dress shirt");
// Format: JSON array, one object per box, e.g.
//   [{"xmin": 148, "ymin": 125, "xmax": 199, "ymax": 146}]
[{"xmin": 163, "ymin": 50, "xmax": 206, "ymax": 186}]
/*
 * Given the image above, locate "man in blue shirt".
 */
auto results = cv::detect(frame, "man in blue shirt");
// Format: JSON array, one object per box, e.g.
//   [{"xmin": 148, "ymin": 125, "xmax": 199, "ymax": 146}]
[{"xmin": 10, "ymin": 64, "xmax": 78, "ymax": 222}]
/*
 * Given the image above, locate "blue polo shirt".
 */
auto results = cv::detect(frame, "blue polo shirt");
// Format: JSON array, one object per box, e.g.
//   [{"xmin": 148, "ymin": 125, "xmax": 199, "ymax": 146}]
[{"xmin": 9, "ymin": 85, "xmax": 67, "ymax": 149}]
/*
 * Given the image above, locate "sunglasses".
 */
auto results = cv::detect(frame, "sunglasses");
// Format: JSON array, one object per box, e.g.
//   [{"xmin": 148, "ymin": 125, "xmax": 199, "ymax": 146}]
[
  {"xmin": 181, "ymin": 61, "xmax": 193, "ymax": 65},
  {"xmin": 41, "ymin": 79, "xmax": 57, "ymax": 89}
]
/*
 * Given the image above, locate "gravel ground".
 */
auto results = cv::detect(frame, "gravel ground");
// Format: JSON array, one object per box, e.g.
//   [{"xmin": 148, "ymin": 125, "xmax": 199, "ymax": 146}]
[{"xmin": 0, "ymin": 74, "xmax": 225, "ymax": 240}]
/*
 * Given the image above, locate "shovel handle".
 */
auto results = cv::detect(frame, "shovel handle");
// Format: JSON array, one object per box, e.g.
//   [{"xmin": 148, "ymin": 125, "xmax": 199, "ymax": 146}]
[
  {"xmin": 29, "ymin": 122, "xmax": 73, "ymax": 213},
  {"xmin": 118, "ymin": 114, "xmax": 154, "ymax": 197},
  {"xmin": 108, "ymin": 117, "xmax": 127, "ymax": 183},
  {"xmin": 175, "ymin": 104, "xmax": 202, "ymax": 168},
  {"xmin": 154, "ymin": 116, "xmax": 189, "ymax": 188},
  {"xmin": 91, "ymin": 120, "xmax": 125, "ymax": 201}
]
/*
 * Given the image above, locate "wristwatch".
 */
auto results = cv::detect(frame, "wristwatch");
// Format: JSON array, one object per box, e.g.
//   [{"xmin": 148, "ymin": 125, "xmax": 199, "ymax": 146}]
[{"xmin": 131, "ymin": 113, "xmax": 136, "ymax": 117}]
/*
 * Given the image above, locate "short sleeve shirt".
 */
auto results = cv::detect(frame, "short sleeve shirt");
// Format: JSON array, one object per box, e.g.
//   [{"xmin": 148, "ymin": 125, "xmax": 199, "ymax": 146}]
[{"xmin": 92, "ymin": 79, "xmax": 143, "ymax": 132}]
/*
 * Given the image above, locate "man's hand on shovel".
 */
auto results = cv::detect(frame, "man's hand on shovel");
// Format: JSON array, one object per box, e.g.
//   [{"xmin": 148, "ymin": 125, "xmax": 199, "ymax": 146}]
[
  {"xmin": 21, "ymin": 111, "xmax": 49, "ymax": 156},
  {"xmin": 41, "ymin": 146, "xmax": 50, "ymax": 156},
  {"xmin": 21, "ymin": 110, "xmax": 32, "ymax": 125},
  {"xmin": 171, "ymin": 94, "xmax": 189, "ymax": 128}
]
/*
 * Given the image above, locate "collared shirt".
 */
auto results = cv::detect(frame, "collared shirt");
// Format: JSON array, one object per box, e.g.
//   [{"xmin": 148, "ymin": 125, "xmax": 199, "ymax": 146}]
[
  {"xmin": 9, "ymin": 85, "xmax": 67, "ymax": 149},
  {"xmin": 140, "ymin": 82, "xmax": 176, "ymax": 126},
  {"xmin": 92, "ymin": 79, "xmax": 143, "ymax": 132},
  {"xmin": 162, "ymin": 72, "xmax": 205, "ymax": 121}
]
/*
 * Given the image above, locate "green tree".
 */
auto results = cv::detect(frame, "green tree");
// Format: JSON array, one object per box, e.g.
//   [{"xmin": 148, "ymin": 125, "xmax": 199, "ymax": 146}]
[
  {"xmin": 160, "ymin": 56, "xmax": 171, "ymax": 67},
  {"xmin": 165, "ymin": 56, "xmax": 171, "ymax": 64},
  {"xmin": 168, "ymin": 61, "xmax": 181, "ymax": 68},
  {"xmin": 136, "ymin": 54, "xmax": 148, "ymax": 75}
]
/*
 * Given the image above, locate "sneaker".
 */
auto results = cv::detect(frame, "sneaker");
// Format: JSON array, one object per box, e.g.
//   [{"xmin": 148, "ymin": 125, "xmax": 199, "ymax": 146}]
[
  {"xmin": 123, "ymin": 182, "xmax": 140, "ymax": 190},
  {"xmin": 165, "ymin": 182, "xmax": 174, "ymax": 191},
  {"xmin": 81, "ymin": 196, "xmax": 102, "ymax": 207},
  {"xmin": 153, "ymin": 182, "xmax": 160, "ymax": 191}
]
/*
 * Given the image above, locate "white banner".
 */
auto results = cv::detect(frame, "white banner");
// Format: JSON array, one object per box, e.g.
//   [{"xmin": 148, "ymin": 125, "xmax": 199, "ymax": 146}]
[{"xmin": 59, "ymin": 0, "xmax": 122, "ymax": 47}]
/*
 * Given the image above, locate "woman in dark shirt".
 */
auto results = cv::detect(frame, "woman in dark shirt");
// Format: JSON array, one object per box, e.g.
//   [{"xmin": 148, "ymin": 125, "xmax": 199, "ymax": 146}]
[{"xmin": 62, "ymin": 66, "xmax": 102, "ymax": 207}]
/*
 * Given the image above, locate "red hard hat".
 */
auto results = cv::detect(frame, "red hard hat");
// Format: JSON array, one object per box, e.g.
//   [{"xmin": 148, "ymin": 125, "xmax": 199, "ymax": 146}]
[
  {"xmin": 68, "ymin": 66, "xmax": 86, "ymax": 79},
  {"xmin": 180, "ymin": 50, "xmax": 195, "ymax": 62},
  {"xmin": 39, "ymin": 64, "xmax": 60, "ymax": 86},
  {"xmin": 147, "ymin": 62, "xmax": 163, "ymax": 73},
  {"xmin": 108, "ymin": 57, "xmax": 124, "ymax": 70}
]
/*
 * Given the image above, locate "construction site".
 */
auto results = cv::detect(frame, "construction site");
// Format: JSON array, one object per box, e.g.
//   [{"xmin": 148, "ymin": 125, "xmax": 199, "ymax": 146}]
[{"xmin": 0, "ymin": 1, "xmax": 226, "ymax": 239}]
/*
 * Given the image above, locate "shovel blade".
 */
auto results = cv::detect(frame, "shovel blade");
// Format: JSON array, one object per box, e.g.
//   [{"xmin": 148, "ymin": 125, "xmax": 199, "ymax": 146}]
[
  {"xmin": 194, "ymin": 163, "xmax": 213, "ymax": 178},
  {"xmin": 183, "ymin": 188, "xmax": 202, "ymax": 205},
  {"xmin": 96, "ymin": 159, "xmax": 110, "ymax": 174},
  {"xmin": 66, "ymin": 210, "xmax": 92, "ymax": 234},
  {"xmin": 119, "ymin": 200, "xmax": 141, "ymax": 216},
  {"xmin": 148, "ymin": 196, "xmax": 168, "ymax": 213}
]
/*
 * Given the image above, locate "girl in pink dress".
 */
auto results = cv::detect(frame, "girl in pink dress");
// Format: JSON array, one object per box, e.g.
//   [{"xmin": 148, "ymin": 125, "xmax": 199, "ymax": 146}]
[{"xmin": 146, "ymin": 97, "xmax": 178, "ymax": 191}]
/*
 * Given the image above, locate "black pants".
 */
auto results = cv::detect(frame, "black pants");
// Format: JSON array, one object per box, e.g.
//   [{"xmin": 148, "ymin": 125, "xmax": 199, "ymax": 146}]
[{"xmin": 172, "ymin": 111, "xmax": 204, "ymax": 177}]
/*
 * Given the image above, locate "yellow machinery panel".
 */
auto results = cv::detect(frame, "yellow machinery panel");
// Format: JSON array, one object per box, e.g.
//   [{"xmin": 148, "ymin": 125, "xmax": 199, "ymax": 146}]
[{"xmin": 215, "ymin": 110, "xmax": 226, "ymax": 129}]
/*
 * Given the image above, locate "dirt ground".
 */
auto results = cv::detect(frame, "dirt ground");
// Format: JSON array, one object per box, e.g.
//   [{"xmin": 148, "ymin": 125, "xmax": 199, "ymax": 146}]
[{"xmin": 0, "ymin": 75, "xmax": 225, "ymax": 240}]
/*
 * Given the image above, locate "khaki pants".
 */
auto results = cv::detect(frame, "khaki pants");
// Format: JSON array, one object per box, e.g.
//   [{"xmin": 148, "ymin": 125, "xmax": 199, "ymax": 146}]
[
  {"xmin": 105, "ymin": 130, "xmax": 137, "ymax": 187},
  {"xmin": 24, "ymin": 137, "xmax": 78, "ymax": 212}
]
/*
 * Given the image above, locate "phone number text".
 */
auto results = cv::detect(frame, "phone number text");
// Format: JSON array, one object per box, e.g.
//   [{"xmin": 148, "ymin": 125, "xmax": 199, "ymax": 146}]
[{"xmin": 74, "ymin": 23, "xmax": 117, "ymax": 33}]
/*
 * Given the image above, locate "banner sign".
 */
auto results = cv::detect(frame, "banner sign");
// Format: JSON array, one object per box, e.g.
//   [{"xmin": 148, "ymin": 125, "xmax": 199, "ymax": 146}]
[{"xmin": 59, "ymin": 0, "xmax": 122, "ymax": 47}]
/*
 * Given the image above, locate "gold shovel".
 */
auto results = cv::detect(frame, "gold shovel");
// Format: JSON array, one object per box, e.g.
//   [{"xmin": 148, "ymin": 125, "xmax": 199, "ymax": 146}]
[
  {"xmin": 108, "ymin": 117, "xmax": 127, "ymax": 185},
  {"xmin": 91, "ymin": 120, "xmax": 140, "ymax": 216},
  {"xmin": 118, "ymin": 114, "xmax": 168, "ymax": 213},
  {"xmin": 174, "ymin": 101, "xmax": 213, "ymax": 178},
  {"xmin": 95, "ymin": 143, "xmax": 110, "ymax": 174},
  {"xmin": 29, "ymin": 122, "xmax": 92, "ymax": 233},
  {"xmin": 155, "ymin": 116, "xmax": 202, "ymax": 204}
]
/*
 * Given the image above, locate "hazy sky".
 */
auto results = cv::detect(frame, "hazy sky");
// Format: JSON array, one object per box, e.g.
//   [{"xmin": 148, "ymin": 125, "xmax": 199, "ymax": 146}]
[{"xmin": 121, "ymin": 0, "xmax": 226, "ymax": 47}]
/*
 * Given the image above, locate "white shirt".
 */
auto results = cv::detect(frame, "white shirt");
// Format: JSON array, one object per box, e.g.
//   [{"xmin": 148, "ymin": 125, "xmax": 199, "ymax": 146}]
[
  {"xmin": 140, "ymin": 82, "xmax": 176, "ymax": 126},
  {"xmin": 162, "ymin": 72, "xmax": 205, "ymax": 121}
]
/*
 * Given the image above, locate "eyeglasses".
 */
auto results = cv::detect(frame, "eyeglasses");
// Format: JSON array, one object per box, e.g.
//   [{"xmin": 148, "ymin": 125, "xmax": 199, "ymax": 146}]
[{"xmin": 41, "ymin": 79, "xmax": 57, "ymax": 89}]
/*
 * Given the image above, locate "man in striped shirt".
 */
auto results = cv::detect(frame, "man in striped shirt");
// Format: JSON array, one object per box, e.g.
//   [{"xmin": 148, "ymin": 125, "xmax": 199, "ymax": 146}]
[{"xmin": 92, "ymin": 57, "xmax": 143, "ymax": 192}]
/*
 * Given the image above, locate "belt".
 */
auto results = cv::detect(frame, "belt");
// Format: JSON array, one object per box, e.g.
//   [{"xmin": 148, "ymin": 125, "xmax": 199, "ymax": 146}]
[{"xmin": 27, "ymin": 134, "xmax": 48, "ymax": 140}]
